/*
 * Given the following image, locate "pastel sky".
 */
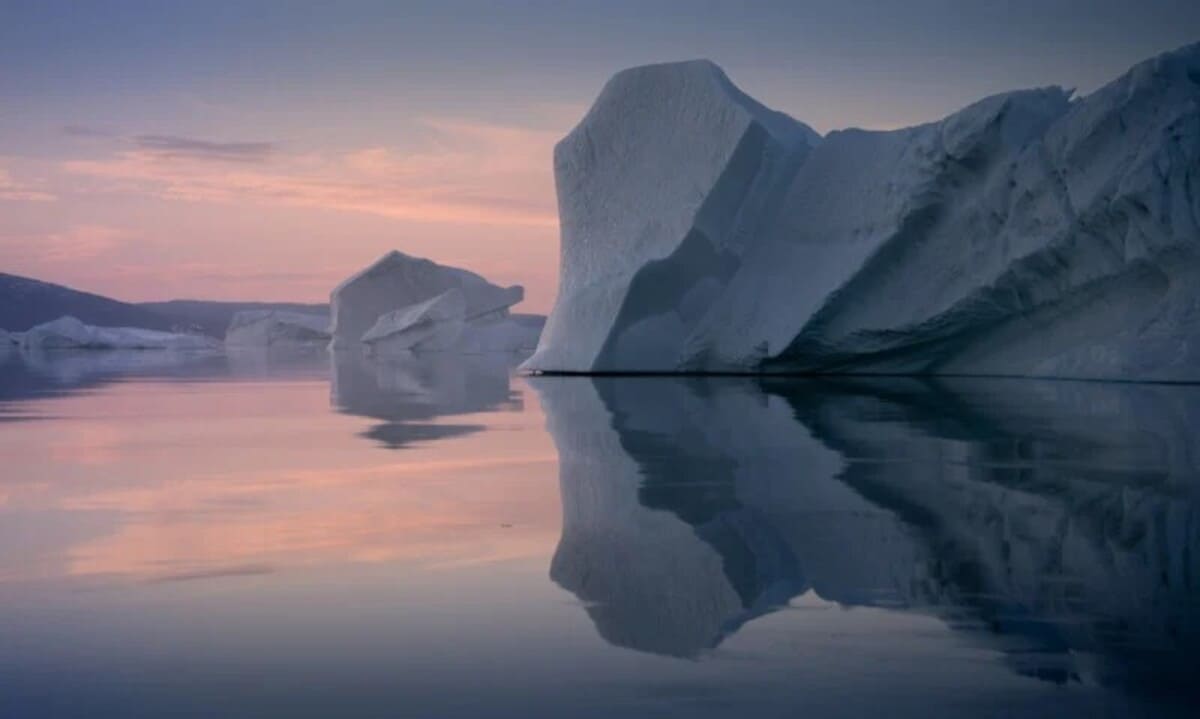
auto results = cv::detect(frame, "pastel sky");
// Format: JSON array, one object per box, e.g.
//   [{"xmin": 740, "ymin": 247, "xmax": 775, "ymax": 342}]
[{"xmin": 2, "ymin": 1, "xmax": 1197, "ymax": 311}]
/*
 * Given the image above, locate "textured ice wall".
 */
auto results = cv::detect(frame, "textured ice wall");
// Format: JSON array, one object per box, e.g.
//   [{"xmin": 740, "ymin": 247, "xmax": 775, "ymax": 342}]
[
  {"xmin": 527, "ymin": 60, "xmax": 818, "ymax": 371},
  {"xmin": 526, "ymin": 44, "xmax": 1200, "ymax": 379}
]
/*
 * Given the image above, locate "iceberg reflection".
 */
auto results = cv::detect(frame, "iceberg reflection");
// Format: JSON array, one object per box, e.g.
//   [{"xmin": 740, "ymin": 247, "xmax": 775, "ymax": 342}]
[
  {"xmin": 532, "ymin": 375, "xmax": 1200, "ymax": 689},
  {"xmin": 330, "ymin": 350, "xmax": 523, "ymax": 449}
]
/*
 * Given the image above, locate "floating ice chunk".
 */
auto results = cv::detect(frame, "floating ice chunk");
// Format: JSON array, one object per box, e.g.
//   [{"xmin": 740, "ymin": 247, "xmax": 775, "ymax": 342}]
[
  {"xmin": 330, "ymin": 250, "xmax": 523, "ymax": 349},
  {"xmin": 20, "ymin": 316, "xmax": 219, "ymax": 351},
  {"xmin": 361, "ymin": 291, "xmax": 545, "ymax": 356},
  {"xmin": 224, "ymin": 310, "xmax": 329, "ymax": 347},
  {"xmin": 361, "ymin": 288, "xmax": 467, "ymax": 353}
]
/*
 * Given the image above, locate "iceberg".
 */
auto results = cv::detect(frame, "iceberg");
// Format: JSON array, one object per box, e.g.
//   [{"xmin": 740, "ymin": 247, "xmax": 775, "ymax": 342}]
[
  {"xmin": 329, "ymin": 250, "xmax": 524, "ymax": 349},
  {"xmin": 525, "ymin": 44, "xmax": 1200, "ymax": 381},
  {"xmin": 224, "ymin": 309, "xmax": 330, "ymax": 347},
  {"xmin": 20, "ymin": 316, "xmax": 219, "ymax": 351}
]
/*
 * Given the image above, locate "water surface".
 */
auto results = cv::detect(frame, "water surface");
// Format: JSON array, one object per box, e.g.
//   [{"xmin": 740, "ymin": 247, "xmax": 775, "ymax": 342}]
[{"xmin": 1, "ymin": 347, "xmax": 1197, "ymax": 717}]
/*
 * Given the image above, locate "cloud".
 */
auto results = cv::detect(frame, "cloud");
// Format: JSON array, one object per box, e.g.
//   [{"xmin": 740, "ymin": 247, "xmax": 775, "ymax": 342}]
[
  {"xmin": 133, "ymin": 134, "xmax": 276, "ymax": 163},
  {"xmin": 0, "ymin": 166, "xmax": 56, "ymax": 202},
  {"xmin": 61, "ymin": 117, "xmax": 560, "ymax": 227},
  {"xmin": 62, "ymin": 124, "xmax": 117, "ymax": 138},
  {"xmin": 0, "ymin": 224, "xmax": 130, "ymax": 263}
]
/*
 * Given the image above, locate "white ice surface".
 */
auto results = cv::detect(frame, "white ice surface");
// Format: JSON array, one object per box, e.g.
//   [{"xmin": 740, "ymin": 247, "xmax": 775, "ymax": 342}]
[
  {"xmin": 362, "ymin": 289, "xmax": 544, "ymax": 355},
  {"xmin": 455, "ymin": 313, "xmax": 544, "ymax": 354},
  {"xmin": 525, "ymin": 44, "xmax": 1200, "ymax": 380},
  {"xmin": 361, "ymin": 288, "xmax": 467, "ymax": 353},
  {"xmin": 20, "ymin": 316, "xmax": 219, "ymax": 351},
  {"xmin": 224, "ymin": 310, "xmax": 329, "ymax": 347}
]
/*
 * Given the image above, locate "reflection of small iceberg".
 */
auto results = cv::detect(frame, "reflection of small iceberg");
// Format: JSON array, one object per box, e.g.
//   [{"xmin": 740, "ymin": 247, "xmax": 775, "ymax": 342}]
[
  {"xmin": 532, "ymin": 375, "xmax": 1200, "ymax": 688},
  {"xmin": 1, "ymin": 346, "xmax": 227, "ymax": 402},
  {"xmin": 330, "ymin": 350, "xmax": 523, "ymax": 449}
]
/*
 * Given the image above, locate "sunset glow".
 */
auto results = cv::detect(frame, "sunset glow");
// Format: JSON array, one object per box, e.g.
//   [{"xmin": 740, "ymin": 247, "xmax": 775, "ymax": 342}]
[{"xmin": 4, "ymin": 2, "xmax": 1196, "ymax": 310}]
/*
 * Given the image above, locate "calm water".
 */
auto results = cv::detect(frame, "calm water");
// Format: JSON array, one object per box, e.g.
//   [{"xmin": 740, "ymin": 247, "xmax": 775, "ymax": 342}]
[{"xmin": 0, "ymin": 345, "xmax": 1197, "ymax": 718}]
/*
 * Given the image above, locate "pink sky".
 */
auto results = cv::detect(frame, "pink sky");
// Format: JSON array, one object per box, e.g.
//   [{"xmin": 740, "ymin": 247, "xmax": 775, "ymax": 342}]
[
  {"xmin": 3, "ymin": 3, "xmax": 1194, "ymax": 314},
  {"xmin": 0, "ymin": 113, "xmax": 572, "ymax": 311}
]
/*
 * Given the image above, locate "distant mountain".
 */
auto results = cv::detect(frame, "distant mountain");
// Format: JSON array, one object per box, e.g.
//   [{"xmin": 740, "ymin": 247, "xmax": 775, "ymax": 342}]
[
  {"xmin": 0, "ymin": 272, "xmax": 328, "ymax": 338},
  {"xmin": 139, "ymin": 300, "xmax": 328, "ymax": 338},
  {"xmin": 0, "ymin": 272, "xmax": 175, "ymax": 332}
]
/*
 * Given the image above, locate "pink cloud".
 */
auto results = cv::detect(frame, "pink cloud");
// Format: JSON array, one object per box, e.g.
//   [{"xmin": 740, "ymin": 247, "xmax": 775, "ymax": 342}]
[
  {"xmin": 0, "ymin": 224, "xmax": 130, "ymax": 263},
  {"xmin": 0, "ymin": 165, "xmax": 56, "ymax": 202},
  {"xmin": 61, "ymin": 118, "xmax": 561, "ymax": 227}
]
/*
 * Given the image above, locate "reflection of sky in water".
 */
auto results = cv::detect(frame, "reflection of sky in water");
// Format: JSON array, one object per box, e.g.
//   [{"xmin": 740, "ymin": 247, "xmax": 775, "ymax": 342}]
[
  {"xmin": 0, "ymin": 350, "xmax": 557, "ymax": 583},
  {"xmin": 0, "ymin": 349, "xmax": 1197, "ymax": 718}
]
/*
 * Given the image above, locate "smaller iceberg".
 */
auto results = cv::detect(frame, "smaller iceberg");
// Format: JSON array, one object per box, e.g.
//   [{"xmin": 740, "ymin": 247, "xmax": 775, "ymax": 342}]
[
  {"xmin": 330, "ymin": 249, "xmax": 543, "ymax": 355},
  {"xmin": 224, "ymin": 309, "xmax": 330, "ymax": 347},
  {"xmin": 330, "ymin": 250, "xmax": 524, "ymax": 349},
  {"xmin": 20, "ymin": 316, "xmax": 219, "ymax": 351}
]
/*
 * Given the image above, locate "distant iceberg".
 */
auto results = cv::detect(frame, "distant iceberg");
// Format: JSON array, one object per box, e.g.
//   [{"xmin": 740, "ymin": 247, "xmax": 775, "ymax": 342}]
[
  {"xmin": 331, "ymin": 250, "xmax": 542, "ymax": 354},
  {"xmin": 224, "ymin": 309, "xmax": 330, "ymax": 347},
  {"xmin": 525, "ymin": 43, "xmax": 1200, "ymax": 380},
  {"xmin": 20, "ymin": 316, "xmax": 219, "ymax": 351}
]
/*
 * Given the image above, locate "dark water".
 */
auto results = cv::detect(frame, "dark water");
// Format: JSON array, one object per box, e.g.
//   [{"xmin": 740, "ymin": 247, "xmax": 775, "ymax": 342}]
[{"xmin": 0, "ymin": 345, "xmax": 1197, "ymax": 717}]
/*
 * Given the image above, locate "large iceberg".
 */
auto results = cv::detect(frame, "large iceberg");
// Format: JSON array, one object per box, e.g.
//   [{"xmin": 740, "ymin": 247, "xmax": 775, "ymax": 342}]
[
  {"xmin": 20, "ymin": 316, "xmax": 219, "ymax": 351},
  {"xmin": 525, "ymin": 44, "xmax": 1200, "ymax": 380},
  {"xmin": 330, "ymin": 250, "xmax": 524, "ymax": 349},
  {"xmin": 224, "ymin": 309, "xmax": 330, "ymax": 347}
]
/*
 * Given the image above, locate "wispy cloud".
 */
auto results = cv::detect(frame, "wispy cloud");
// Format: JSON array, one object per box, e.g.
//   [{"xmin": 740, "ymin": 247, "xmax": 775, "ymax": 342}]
[
  {"xmin": 62, "ymin": 124, "xmax": 118, "ymax": 138},
  {"xmin": 133, "ymin": 134, "xmax": 276, "ymax": 163},
  {"xmin": 0, "ymin": 166, "xmax": 56, "ymax": 202},
  {"xmin": 61, "ymin": 117, "xmax": 559, "ymax": 226},
  {"xmin": 0, "ymin": 224, "xmax": 130, "ymax": 263}
]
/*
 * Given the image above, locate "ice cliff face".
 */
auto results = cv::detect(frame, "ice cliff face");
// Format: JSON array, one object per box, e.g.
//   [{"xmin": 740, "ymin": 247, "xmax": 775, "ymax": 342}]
[
  {"xmin": 525, "ymin": 44, "xmax": 1200, "ymax": 379},
  {"xmin": 531, "ymin": 60, "xmax": 819, "ymax": 371}
]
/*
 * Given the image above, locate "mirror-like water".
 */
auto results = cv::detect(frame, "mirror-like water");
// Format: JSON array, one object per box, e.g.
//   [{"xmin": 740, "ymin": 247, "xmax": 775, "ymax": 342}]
[{"xmin": 1, "ymin": 347, "xmax": 1196, "ymax": 717}]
